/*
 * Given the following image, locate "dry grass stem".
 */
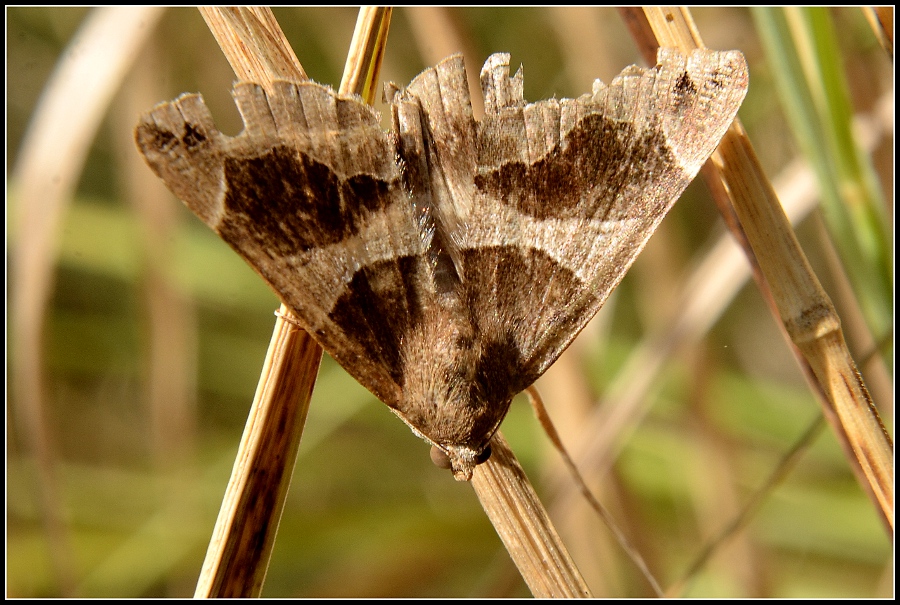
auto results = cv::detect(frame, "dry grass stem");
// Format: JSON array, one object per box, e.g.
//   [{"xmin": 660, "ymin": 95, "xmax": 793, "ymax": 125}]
[
  {"xmin": 471, "ymin": 432, "xmax": 592, "ymax": 598},
  {"xmin": 198, "ymin": 6, "xmax": 308, "ymax": 85},
  {"xmin": 193, "ymin": 323, "xmax": 321, "ymax": 597},
  {"xmin": 624, "ymin": 6, "xmax": 893, "ymax": 532},
  {"xmin": 340, "ymin": 7, "xmax": 392, "ymax": 101},
  {"xmin": 193, "ymin": 7, "xmax": 321, "ymax": 597},
  {"xmin": 554, "ymin": 86, "xmax": 892, "ymax": 502},
  {"xmin": 193, "ymin": 6, "xmax": 402, "ymax": 596}
]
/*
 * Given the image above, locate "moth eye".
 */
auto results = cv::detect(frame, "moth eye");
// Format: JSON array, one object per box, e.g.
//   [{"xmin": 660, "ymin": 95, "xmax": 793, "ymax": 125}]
[
  {"xmin": 476, "ymin": 445, "xmax": 492, "ymax": 465},
  {"xmin": 429, "ymin": 445, "xmax": 452, "ymax": 469}
]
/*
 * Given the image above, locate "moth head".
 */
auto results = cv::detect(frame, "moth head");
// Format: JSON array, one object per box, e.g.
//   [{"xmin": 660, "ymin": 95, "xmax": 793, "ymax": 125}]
[{"xmin": 430, "ymin": 443, "xmax": 493, "ymax": 481}]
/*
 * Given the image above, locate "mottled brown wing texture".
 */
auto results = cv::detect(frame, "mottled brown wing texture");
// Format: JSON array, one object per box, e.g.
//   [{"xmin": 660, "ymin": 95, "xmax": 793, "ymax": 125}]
[
  {"xmin": 135, "ymin": 49, "xmax": 748, "ymax": 480},
  {"xmin": 402, "ymin": 50, "xmax": 748, "ymax": 395},
  {"xmin": 135, "ymin": 80, "xmax": 426, "ymax": 409}
]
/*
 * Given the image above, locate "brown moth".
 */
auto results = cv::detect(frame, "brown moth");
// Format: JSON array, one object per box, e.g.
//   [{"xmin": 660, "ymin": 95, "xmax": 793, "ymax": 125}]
[{"xmin": 135, "ymin": 49, "xmax": 748, "ymax": 480}]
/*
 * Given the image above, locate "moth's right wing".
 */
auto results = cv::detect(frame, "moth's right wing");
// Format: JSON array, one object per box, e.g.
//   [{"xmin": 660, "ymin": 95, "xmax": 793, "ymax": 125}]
[{"xmin": 403, "ymin": 50, "xmax": 748, "ymax": 397}]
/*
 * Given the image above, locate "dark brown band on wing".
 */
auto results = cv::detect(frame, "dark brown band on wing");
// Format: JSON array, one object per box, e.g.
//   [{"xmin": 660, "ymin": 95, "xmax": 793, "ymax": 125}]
[
  {"xmin": 461, "ymin": 245, "xmax": 583, "ymax": 396},
  {"xmin": 328, "ymin": 255, "xmax": 424, "ymax": 387},
  {"xmin": 475, "ymin": 113, "xmax": 673, "ymax": 221},
  {"xmin": 219, "ymin": 145, "xmax": 395, "ymax": 253}
]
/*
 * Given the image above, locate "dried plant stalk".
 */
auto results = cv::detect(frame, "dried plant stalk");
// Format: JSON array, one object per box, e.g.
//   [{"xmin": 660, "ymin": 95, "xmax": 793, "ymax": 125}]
[
  {"xmin": 193, "ymin": 321, "xmax": 321, "ymax": 597},
  {"xmin": 623, "ymin": 6, "xmax": 893, "ymax": 532},
  {"xmin": 472, "ymin": 432, "xmax": 591, "ymax": 598},
  {"xmin": 193, "ymin": 7, "xmax": 320, "ymax": 598},
  {"xmin": 193, "ymin": 9, "xmax": 394, "ymax": 597},
  {"xmin": 340, "ymin": 7, "xmax": 392, "ymax": 101},
  {"xmin": 199, "ymin": 6, "xmax": 308, "ymax": 84},
  {"xmin": 193, "ymin": 7, "xmax": 399, "ymax": 597}
]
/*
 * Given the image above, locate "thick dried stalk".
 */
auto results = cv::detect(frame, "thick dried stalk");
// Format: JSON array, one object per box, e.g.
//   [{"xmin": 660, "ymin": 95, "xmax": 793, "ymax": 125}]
[
  {"xmin": 193, "ymin": 9, "xmax": 392, "ymax": 596},
  {"xmin": 623, "ymin": 6, "xmax": 893, "ymax": 532},
  {"xmin": 190, "ymin": 8, "xmax": 395, "ymax": 598},
  {"xmin": 199, "ymin": 6, "xmax": 308, "ymax": 84},
  {"xmin": 472, "ymin": 433, "xmax": 591, "ymax": 598},
  {"xmin": 193, "ymin": 7, "xmax": 320, "ymax": 598},
  {"xmin": 191, "ymin": 7, "xmax": 400, "ymax": 597},
  {"xmin": 340, "ymin": 7, "xmax": 392, "ymax": 101},
  {"xmin": 193, "ymin": 321, "xmax": 321, "ymax": 597}
]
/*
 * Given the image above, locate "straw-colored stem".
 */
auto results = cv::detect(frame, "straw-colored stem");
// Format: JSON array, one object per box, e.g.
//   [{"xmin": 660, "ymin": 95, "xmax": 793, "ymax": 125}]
[
  {"xmin": 340, "ymin": 7, "xmax": 392, "ymax": 101},
  {"xmin": 193, "ymin": 318, "xmax": 321, "ymax": 597},
  {"xmin": 192, "ymin": 7, "xmax": 320, "ymax": 598},
  {"xmin": 622, "ymin": 6, "xmax": 893, "ymax": 533},
  {"xmin": 199, "ymin": 6, "xmax": 308, "ymax": 86},
  {"xmin": 194, "ymin": 7, "xmax": 399, "ymax": 597},
  {"xmin": 472, "ymin": 432, "xmax": 591, "ymax": 598}
]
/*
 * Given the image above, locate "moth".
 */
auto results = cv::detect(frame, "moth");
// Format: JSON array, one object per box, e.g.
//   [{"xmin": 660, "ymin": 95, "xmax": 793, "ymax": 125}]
[{"xmin": 135, "ymin": 48, "xmax": 748, "ymax": 480}]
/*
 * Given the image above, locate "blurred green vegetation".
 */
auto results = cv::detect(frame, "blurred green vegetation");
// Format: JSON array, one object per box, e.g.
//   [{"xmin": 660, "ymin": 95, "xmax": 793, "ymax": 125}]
[
  {"xmin": 7, "ymin": 7, "xmax": 893, "ymax": 598},
  {"xmin": 753, "ymin": 7, "xmax": 893, "ymax": 359}
]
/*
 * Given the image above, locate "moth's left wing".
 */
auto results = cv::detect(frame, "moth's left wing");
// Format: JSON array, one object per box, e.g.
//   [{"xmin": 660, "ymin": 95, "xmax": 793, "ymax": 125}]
[
  {"xmin": 135, "ymin": 80, "xmax": 431, "ymax": 408},
  {"xmin": 406, "ymin": 50, "xmax": 748, "ymax": 393}
]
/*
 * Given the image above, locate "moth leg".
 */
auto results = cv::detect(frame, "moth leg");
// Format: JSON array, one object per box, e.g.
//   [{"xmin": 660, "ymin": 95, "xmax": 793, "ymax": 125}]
[{"xmin": 273, "ymin": 308, "xmax": 306, "ymax": 330}]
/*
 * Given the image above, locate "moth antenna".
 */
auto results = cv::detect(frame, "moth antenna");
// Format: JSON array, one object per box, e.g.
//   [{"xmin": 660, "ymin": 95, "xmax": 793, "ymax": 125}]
[{"xmin": 524, "ymin": 385, "xmax": 664, "ymax": 597}]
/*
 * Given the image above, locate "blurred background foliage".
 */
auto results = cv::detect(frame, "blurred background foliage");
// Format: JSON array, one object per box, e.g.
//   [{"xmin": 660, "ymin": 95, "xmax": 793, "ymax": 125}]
[{"xmin": 7, "ymin": 7, "xmax": 893, "ymax": 598}]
